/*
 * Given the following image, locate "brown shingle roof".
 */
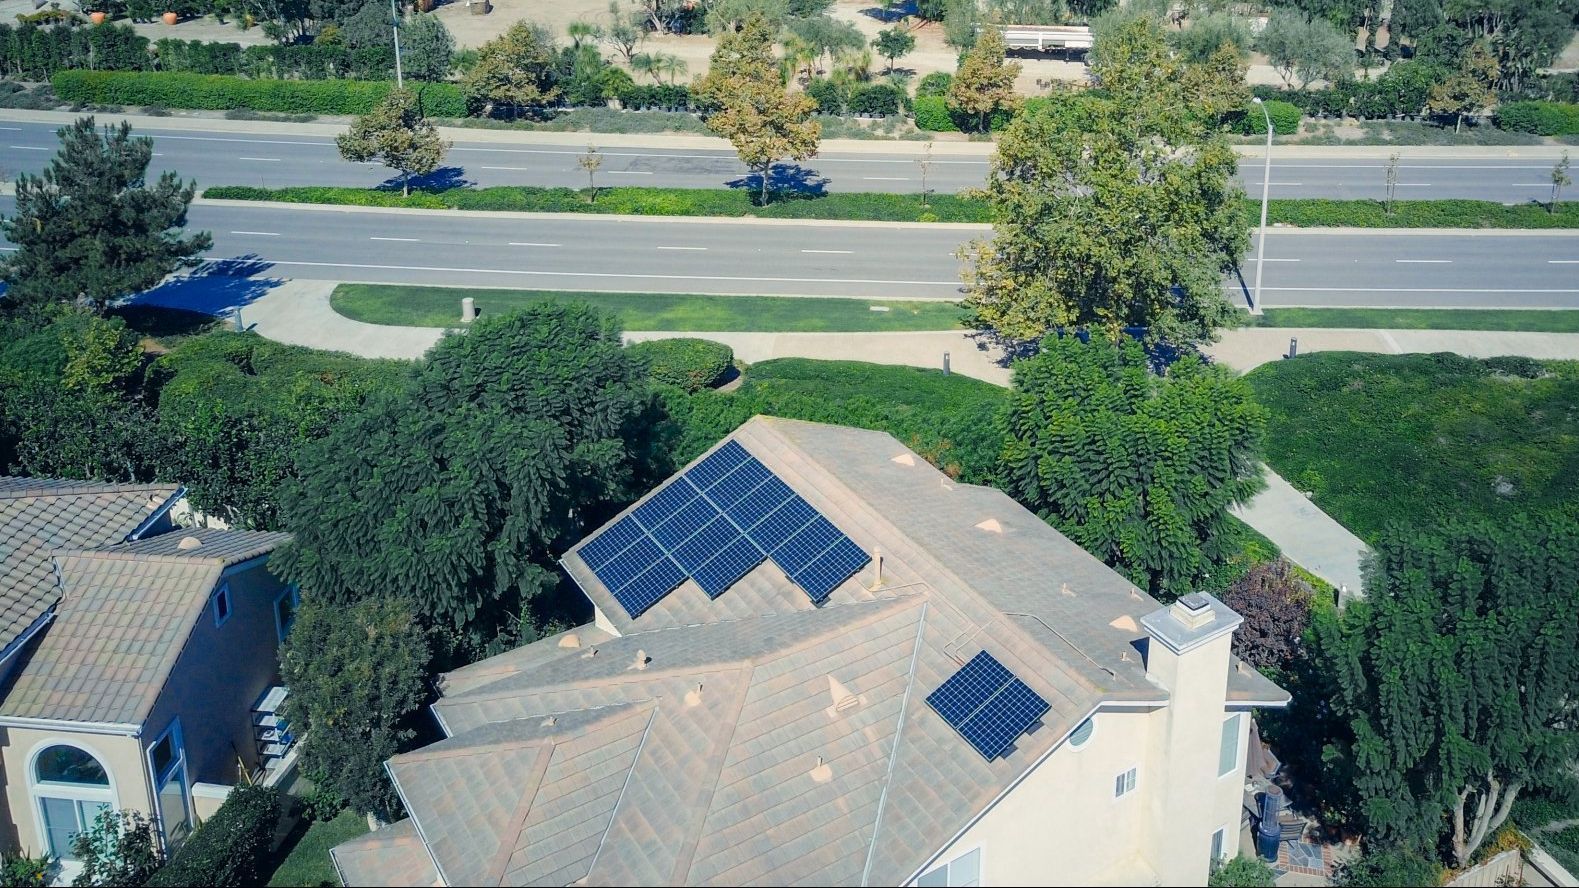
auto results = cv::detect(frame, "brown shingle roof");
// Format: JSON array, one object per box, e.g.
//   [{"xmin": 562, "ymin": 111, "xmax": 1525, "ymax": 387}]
[
  {"xmin": 0, "ymin": 478, "xmax": 180, "ymax": 654},
  {"xmin": 330, "ymin": 819, "xmax": 442, "ymax": 888}
]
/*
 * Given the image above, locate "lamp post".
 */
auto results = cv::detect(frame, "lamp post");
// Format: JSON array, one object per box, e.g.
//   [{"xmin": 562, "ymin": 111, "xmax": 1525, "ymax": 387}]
[
  {"xmin": 390, "ymin": 0, "xmax": 404, "ymax": 88},
  {"xmin": 1249, "ymin": 97, "xmax": 1273, "ymax": 315}
]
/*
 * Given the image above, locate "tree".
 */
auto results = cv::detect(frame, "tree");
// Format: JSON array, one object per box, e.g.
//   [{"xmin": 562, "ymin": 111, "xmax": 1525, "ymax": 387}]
[
  {"xmin": 0, "ymin": 118, "xmax": 209, "ymax": 313},
  {"xmin": 462, "ymin": 21, "xmax": 561, "ymax": 118},
  {"xmin": 696, "ymin": 12, "xmax": 821, "ymax": 206},
  {"xmin": 1330, "ymin": 847, "xmax": 1442, "ymax": 887},
  {"xmin": 998, "ymin": 334, "xmax": 1266, "ymax": 598},
  {"xmin": 338, "ymin": 1, "xmax": 395, "ymax": 51},
  {"xmin": 1170, "ymin": 11, "xmax": 1252, "ymax": 64},
  {"xmin": 278, "ymin": 594, "xmax": 429, "ymax": 820},
  {"xmin": 600, "ymin": 2, "xmax": 645, "ymax": 64},
  {"xmin": 272, "ymin": 302, "xmax": 658, "ymax": 642},
  {"xmin": 336, "ymin": 88, "xmax": 449, "ymax": 196},
  {"xmin": 1553, "ymin": 151, "xmax": 1572, "ymax": 214},
  {"xmin": 71, "ymin": 809, "xmax": 162, "ymax": 887},
  {"xmin": 961, "ymin": 18, "xmax": 1248, "ymax": 345},
  {"xmin": 402, "ymin": 13, "xmax": 455, "ymax": 82},
  {"xmin": 942, "ymin": 0, "xmax": 979, "ymax": 49},
  {"xmin": 873, "ymin": 26, "xmax": 916, "ymax": 74},
  {"xmin": 1317, "ymin": 517, "xmax": 1579, "ymax": 867},
  {"xmin": 1256, "ymin": 12, "xmax": 1355, "ymax": 89},
  {"xmin": 1384, "ymin": 151, "xmax": 1400, "ymax": 216},
  {"xmin": 917, "ymin": 140, "xmax": 934, "ymax": 208},
  {"xmin": 787, "ymin": 15, "xmax": 866, "ymax": 76},
  {"xmin": 1428, "ymin": 40, "xmax": 1499, "ymax": 132},
  {"xmin": 1219, "ymin": 559, "xmax": 1313, "ymax": 670},
  {"xmin": 947, "ymin": 26, "xmax": 1020, "ymax": 132},
  {"xmin": 579, "ymin": 144, "xmax": 603, "ymax": 204}
]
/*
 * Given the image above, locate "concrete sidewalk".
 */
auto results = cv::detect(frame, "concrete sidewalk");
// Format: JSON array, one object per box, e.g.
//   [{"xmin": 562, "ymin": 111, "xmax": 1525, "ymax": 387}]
[{"xmin": 1205, "ymin": 326, "xmax": 1579, "ymax": 372}]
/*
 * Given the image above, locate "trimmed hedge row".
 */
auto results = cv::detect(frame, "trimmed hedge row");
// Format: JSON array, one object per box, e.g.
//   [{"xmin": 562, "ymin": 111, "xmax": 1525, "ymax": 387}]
[
  {"xmin": 154, "ymin": 39, "xmax": 398, "ymax": 82},
  {"xmin": 1230, "ymin": 99, "xmax": 1302, "ymax": 136},
  {"xmin": 629, "ymin": 338, "xmax": 735, "ymax": 392},
  {"xmin": 51, "ymin": 70, "xmax": 466, "ymax": 117},
  {"xmin": 1495, "ymin": 101, "xmax": 1579, "ymax": 136},
  {"xmin": 145, "ymin": 785, "xmax": 281, "ymax": 888}
]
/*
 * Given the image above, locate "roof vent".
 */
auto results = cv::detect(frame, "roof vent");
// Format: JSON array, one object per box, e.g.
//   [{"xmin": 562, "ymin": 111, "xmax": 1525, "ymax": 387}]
[
  {"xmin": 1170, "ymin": 593, "xmax": 1215, "ymax": 630},
  {"xmin": 824, "ymin": 675, "xmax": 864, "ymax": 717},
  {"xmin": 808, "ymin": 756, "xmax": 833, "ymax": 784},
  {"xmin": 145, "ymin": 495, "xmax": 161, "ymax": 511},
  {"xmin": 1059, "ymin": 582, "xmax": 1075, "ymax": 597},
  {"xmin": 582, "ymin": 646, "xmax": 598, "ymax": 659},
  {"xmin": 1109, "ymin": 615, "xmax": 1140, "ymax": 633},
  {"xmin": 175, "ymin": 535, "xmax": 202, "ymax": 551},
  {"xmin": 542, "ymin": 715, "xmax": 557, "ymax": 728},
  {"xmin": 632, "ymin": 649, "xmax": 650, "ymax": 671},
  {"xmin": 557, "ymin": 633, "xmax": 581, "ymax": 649},
  {"xmin": 975, "ymin": 518, "xmax": 1003, "ymax": 534},
  {"xmin": 890, "ymin": 453, "xmax": 916, "ymax": 467},
  {"xmin": 684, "ymin": 682, "xmax": 703, "ymax": 707},
  {"xmin": 868, "ymin": 550, "xmax": 884, "ymax": 589}
]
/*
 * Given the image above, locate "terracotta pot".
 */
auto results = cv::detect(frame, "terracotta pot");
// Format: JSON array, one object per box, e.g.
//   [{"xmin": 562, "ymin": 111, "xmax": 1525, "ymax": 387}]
[
  {"xmin": 161, "ymin": 11, "xmax": 178, "ymax": 25},
  {"xmin": 89, "ymin": 11, "xmax": 106, "ymax": 24}
]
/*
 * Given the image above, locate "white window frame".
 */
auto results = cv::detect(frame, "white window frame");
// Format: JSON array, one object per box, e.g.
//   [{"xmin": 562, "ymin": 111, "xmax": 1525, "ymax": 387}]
[
  {"xmin": 210, "ymin": 581, "xmax": 232, "ymax": 629},
  {"xmin": 1113, "ymin": 765, "xmax": 1138, "ymax": 800},
  {"xmin": 146, "ymin": 718, "xmax": 193, "ymax": 846},
  {"xmin": 27, "ymin": 738, "xmax": 119, "ymax": 862},
  {"xmin": 915, "ymin": 845, "xmax": 984, "ymax": 887},
  {"xmin": 1211, "ymin": 825, "xmax": 1229, "ymax": 863},
  {"xmin": 273, "ymin": 584, "xmax": 301, "ymax": 643},
  {"xmin": 1219, "ymin": 713, "xmax": 1243, "ymax": 778}
]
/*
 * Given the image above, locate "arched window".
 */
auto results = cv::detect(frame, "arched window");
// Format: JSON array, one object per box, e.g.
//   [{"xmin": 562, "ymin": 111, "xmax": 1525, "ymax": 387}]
[{"xmin": 29, "ymin": 743, "xmax": 115, "ymax": 862}]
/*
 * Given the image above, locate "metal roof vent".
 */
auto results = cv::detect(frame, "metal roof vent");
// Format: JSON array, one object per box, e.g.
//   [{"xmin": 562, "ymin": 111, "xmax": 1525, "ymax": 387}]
[
  {"xmin": 1171, "ymin": 593, "xmax": 1214, "ymax": 630},
  {"xmin": 176, "ymin": 535, "xmax": 202, "ymax": 550},
  {"xmin": 975, "ymin": 518, "xmax": 1003, "ymax": 533},
  {"xmin": 808, "ymin": 756, "xmax": 833, "ymax": 784},
  {"xmin": 145, "ymin": 495, "xmax": 161, "ymax": 511},
  {"xmin": 890, "ymin": 453, "xmax": 916, "ymax": 467}
]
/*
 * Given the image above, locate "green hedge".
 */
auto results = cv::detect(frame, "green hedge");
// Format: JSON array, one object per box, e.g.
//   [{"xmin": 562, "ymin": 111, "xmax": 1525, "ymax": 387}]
[
  {"xmin": 913, "ymin": 95, "xmax": 958, "ymax": 132},
  {"xmin": 0, "ymin": 22, "xmax": 150, "ymax": 80},
  {"xmin": 628, "ymin": 338, "xmax": 734, "ymax": 392},
  {"xmin": 146, "ymin": 785, "xmax": 281, "ymax": 888},
  {"xmin": 1495, "ymin": 101, "xmax": 1579, "ymax": 135},
  {"xmin": 1232, "ymin": 99, "xmax": 1302, "ymax": 135},
  {"xmin": 50, "ymin": 70, "xmax": 466, "ymax": 117},
  {"xmin": 1263, "ymin": 198, "xmax": 1579, "ymax": 229}
]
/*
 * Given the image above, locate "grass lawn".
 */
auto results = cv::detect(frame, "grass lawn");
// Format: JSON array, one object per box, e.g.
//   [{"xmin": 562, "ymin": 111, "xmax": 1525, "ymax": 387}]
[
  {"xmin": 1259, "ymin": 307, "xmax": 1579, "ymax": 333},
  {"xmin": 1245, "ymin": 352, "xmax": 1579, "ymax": 541},
  {"xmin": 330, "ymin": 284, "xmax": 967, "ymax": 332},
  {"xmin": 263, "ymin": 809, "xmax": 369, "ymax": 888}
]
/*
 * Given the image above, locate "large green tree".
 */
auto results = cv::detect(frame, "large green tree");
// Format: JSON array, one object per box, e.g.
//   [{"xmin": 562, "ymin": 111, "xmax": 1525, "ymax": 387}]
[
  {"xmin": 961, "ymin": 17, "xmax": 1248, "ymax": 345},
  {"xmin": 998, "ymin": 334, "xmax": 1266, "ymax": 597},
  {"xmin": 272, "ymin": 303, "xmax": 658, "ymax": 646},
  {"xmin": 336, "ymin": 87, "xmax": 449, "ymax": 196},
  {"xmin": 461, "ymin": 21, "xmax": 561, "ymax": 117},
  {"xmin": 402, "ymin": 13, "xmax": 456, "ymax": 82},
  {"xmin": 1318, "ymin": 517, "xmax": 1579, "ymax": 867},
  {"xmin": 0, "ymin": 118, "xmax": 210, "ymax": 313},
  {"xmin": 1257, "ymin": 10, "xmax": 1355, "ymax": 88},
  {"xmin": 1428, "ymin": 40, "xmax": 1499, "ymax": 132}
]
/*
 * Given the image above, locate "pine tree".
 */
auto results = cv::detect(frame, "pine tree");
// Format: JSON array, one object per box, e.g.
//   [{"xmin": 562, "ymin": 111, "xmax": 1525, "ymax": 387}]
[
  {"xmin": 337, "ymin": 88, "xmax": 450, "ymax": 196},
  {"xmin": 0, "ymin": 118, "xmax": 210, "ymax": 313},
  {"xmin": 947, "ymin": 26, "xmax": 1020, "ymax": 132}
]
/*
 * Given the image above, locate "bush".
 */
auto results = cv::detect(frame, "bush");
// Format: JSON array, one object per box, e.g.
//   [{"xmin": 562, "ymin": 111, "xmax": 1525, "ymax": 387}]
[
  {"xmin": 0, "ymin": 855, "xmax": 50, "ymax": 888},
  {"xmin": 848, "ymin": 82, "xmax": 902, "ymax": 116},
  {"xmin": 1330, "ymin": 848, "xmax": 1442, "ymax": 887},
  {"xmin": 917, "ymin": 71, "xmax": 953, "ymax": 97},
  {"xmin": 1495, "ymin": 100, "xmax": 1579, "ymax": 135},
  {"xmin": 1231, "ymin": 99, "xmax": 1302, "ymax": 135},
  {"xmin": 50, "ymin": 70, "xmax": 466, "ymax": 117},
  {"xmin": 1209, "ymin": 855, "xmax": 1277, "ymax": 887},
  {"xmin": 145, "ymin": 786, "xmax": 282, "ymax": 888},
  {"xmin": 912, "ymin": 95, "xmax": 958, "ymax": 131},
  {"xmin": 616, "ymin": 82, "xmax": 696, "ymax": 112},
  {"xmin": 804, "ymin": 77, "xmax": 845, "ymax": 114},
  {"xmin": 629, "ymin": 338, "xmax": 734, "ymax": 392}
]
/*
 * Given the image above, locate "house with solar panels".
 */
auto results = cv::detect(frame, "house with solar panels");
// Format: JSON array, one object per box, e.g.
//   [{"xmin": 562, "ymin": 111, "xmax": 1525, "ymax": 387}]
[{"xmin": 331, "ymin": 416, "xmax": 1290, "ymax": 887}]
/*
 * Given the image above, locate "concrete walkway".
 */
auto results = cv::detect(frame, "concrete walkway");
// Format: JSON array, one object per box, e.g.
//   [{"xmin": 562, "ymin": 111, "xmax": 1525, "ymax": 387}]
[{"xmin": 1231, "ymin": 471, "xmax": 1371, "ymax": 598}]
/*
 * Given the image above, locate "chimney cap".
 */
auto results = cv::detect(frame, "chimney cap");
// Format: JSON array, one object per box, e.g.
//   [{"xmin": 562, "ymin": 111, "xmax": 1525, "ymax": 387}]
[{"xmin": 1178, "ymin": 593, "xmax": 1209, "ymax": 612}]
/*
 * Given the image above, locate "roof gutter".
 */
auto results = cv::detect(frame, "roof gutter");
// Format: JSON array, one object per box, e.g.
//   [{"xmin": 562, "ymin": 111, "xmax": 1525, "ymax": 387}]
[
  {"xmin": 0, "ymin": 608, "xmax": 55, "ymax": 673},
  {"xmin": 126, "ymin": 486, "xmax": 186, "ymax": 542},
  {"xmin": 0, "ymin": 714, "xmax": 140, "ymax": 737}
]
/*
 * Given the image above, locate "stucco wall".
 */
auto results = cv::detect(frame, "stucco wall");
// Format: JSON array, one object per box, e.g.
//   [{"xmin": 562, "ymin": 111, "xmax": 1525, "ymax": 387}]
[{"xmin": 0, "ymin": 727, "xmax": 150, "ymax": 858}]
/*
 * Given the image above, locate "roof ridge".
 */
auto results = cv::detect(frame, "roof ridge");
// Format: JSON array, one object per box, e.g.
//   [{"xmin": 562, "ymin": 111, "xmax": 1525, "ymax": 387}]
[
  {"xmin": 483, "ymin": 744, "xmax": 553, "ymax": 885},
  {"xmin": 0, "ymin": 482, "xmax": 177, "ymax": 501},
  {"xmin": 53, "ymin": 548, "xmax": 227, "ymax": 567},
  {"xmin": 861, "ymin": 601, "xmax": 930, "ymax": 886}
]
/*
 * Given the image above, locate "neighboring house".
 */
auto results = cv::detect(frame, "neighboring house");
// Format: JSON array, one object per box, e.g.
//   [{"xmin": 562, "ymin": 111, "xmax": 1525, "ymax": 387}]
[
  {"xmin": 333, "ymin": 417, "xmax": 1290, "ymax": 887},
  {"xmin": 0, "ymin": 478, "xmax": 298, "ymax": 874}
]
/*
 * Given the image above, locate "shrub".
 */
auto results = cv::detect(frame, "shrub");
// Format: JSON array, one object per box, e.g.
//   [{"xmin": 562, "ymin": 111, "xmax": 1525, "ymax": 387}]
[
  {"xmin": 1484, "ymin": 355, "xmax": 1546, "ymax": 378},
  {"xmin": 913, "ymin": 95, "xmax": 958, "ymax": 131},
  {"xmin": 0, "ymin": 855, "xmax": 50, "ymax": 888},
  {"xmin": 1231, "ymin": 99, "xmax": 1302, "ymax": 135},
  {"xmin": 1495, "ymin": 100, "xmax": 1579, "ymax": 135},
  {"xmin": 1209, "ymin": 855, "xmax": 1277, "ymax": 887},
  {"xmin": 49, "ymin": 70, "xmax": 466, "ymax": 117},
  {"xmin": 145, "ymin": 786, "xmax": 282, "ymax": 888},
  {"xmin": 1330, "ymin": 847, "xmax": 1443, "ymax": 887},
  {"xmin": 848, "ymin": 82, "xmax": 901, "ymax": 116},
  {"xmin": 629, "ymin": 338, "xmax": 734, "ymax": 392},
  {"xmin": 917, "ymin": 71, "xmax": 953, "ymax": 97},
  {"xmin": 616, "ymin": 82, "xmax": 695, "ymax": 112},
  {"xmin": 0, "ymin": 22, "xmax": 151, "ymax": 80},
  {"xmin": 804, "ymin": 77, "xmax": 845, "ymax": 114}
]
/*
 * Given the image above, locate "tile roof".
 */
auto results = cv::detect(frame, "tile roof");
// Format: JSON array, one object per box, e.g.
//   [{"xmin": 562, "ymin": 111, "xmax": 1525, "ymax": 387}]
[
  {"xmin": 331, "ymin": 820, "xmax": 442, "ymax": 888},
  {"xmin": 0, "ymin": 529, "xmax": 288, "ymax": 725},
  {"xmin": 0, "ymin": 478, "xmax": 181, "ymax": 654}
]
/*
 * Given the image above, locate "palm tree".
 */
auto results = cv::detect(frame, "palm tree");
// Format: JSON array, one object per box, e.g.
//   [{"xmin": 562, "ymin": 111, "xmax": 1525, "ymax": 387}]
[
  {"xmin": 567, "ymin": 20, "xmax": 600, "ymax": 50},
  {"xmin": 781, "ymin": 34, "xmax": 818, "ymax": 83},
  {"xmin": 657, "ymin": 53, "xmax": 688, "ymax": 85},
  {"xmin": 630, "ymin": 52, "xmax": 661, "ymax": 84}
]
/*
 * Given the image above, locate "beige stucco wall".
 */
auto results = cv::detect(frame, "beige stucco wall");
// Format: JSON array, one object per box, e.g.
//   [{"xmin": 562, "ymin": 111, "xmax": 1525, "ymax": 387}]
[{"xmin": 0, "ymin": 727, "xmax": 151, "ymax": 858}]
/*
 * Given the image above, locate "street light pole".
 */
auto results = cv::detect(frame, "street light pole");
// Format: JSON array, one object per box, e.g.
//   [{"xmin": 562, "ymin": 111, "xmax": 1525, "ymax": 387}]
[
  {"xmin": 390, "ymin": 0, "xmax": 404, "ymax": 89},
  {"xmin": 1249, "ymin": 97, "xmax": 1272, "ymax": 315}
]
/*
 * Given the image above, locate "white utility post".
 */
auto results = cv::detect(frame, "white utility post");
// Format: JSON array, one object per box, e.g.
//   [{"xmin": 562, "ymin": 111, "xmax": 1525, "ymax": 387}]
[
  {"xmin": 391, "ymin": 0, "xmax": 404, "ymax": 88},
  {"xmin": 1249, "ymin": 97, "xmax": 1273, "ymax": 315}
]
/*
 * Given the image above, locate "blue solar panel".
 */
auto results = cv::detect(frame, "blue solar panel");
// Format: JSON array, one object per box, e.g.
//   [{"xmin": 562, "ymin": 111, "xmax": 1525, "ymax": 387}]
[
  {"xmin": 692, "ymin": 536, "xmax": 767, "ymax": 598},
  {"xmin": 650, "ymin": 496, "xmax": 720, "ymax": 551},
  {"xmin": 578, "ymin": 515, "xmax": 644, "ymax": 571},
  {"xmin": 611, "ymin": 556, "xmax": 687, "ymax": 618},
  {"xmin": 632, "ymin": 476, "xmax": 699, "ymax": 530},
  {"xmin": 958, "ymin": 678, "xmax": 1050, "ymax": 760},
  {"xmin": 790, "ymin": 535, "xmax": 870, "ymax": 602},
  {"xmin": 592, "ymin": 534, "xmax": 665, "ymax": 594},
  {"xmin": 705, "ymin": 459, "xmax": 772, "ymax": 509},
  {"xmin": 772, "ymin": 515, "xmax": 843, "ymax": 568},
  {"xmin": 686, "ymin": 440, "xmax": 751, "ymax": 490},
  {"xmin": 722, "ymin": 475, "xmax": 795, "ymax": 532},
  {"xmin": 747, "ymin": 496, "xmax": 817, "ymax": 550},
  {"xmin": 669, "ymin": 514, "xmax": 743, "ymax": 573},
  {"xmin": 926, "ymin": 652, "xmax": 1050, "ymax": 760}
]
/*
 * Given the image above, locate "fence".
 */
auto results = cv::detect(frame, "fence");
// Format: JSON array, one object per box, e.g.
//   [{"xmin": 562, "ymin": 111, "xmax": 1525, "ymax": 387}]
[{"xmin": 1445, "ymin": 848, "xmax": 1523, "ymax": 888}]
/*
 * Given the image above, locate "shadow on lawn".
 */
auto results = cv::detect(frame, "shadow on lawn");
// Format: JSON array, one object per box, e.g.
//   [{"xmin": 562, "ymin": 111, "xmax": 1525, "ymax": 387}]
[
  {"xmin": 725, "ymin": 163, "xmax": 831, "ymax": 201},
  {"xmin": 377, "ymin": 165, "xmax": 473, "ymax": 193}
]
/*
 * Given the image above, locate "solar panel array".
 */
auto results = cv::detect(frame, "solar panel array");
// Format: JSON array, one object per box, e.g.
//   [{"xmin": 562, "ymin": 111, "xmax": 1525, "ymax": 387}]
[
  {"xmin": 580, "ymin": 440, "xmax": 871, "ymax": 618},
  {"xmin": 926, "ymin": 651, "xmax": 1051, "ymax": 760}
]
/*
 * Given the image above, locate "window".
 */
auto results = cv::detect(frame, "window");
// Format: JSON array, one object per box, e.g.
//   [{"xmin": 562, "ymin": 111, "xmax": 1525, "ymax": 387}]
[
  {"xmin": 273, "ymin": 584, "xmax": 301, "ymax": 643},
  {"xmin": 147, "ymin": 720, "xmax": 192, "ymax": 846},
  {"xmin": 31, "ymin": 743, "xmax": 114, "ymax": 861},
  {"xmin": 916, "ymin": 847, "xmax": 982, "ymax": 887},
  {"xmin": 1219, "ymin": 714, "xmax": 1242, "ymax": 778},
  {"xmin": 1210, "ymin": 827, "xmax": 1227, "ymax": 863},
  {"xmin": 1114, "ymin": 766, "xmax": 1137, "ymax": 799},
  {"xmin": 1068, "ymin": 718, "xmax": 1094, "ymax": 749},
  {"xmin": 210, "ymin": 582, "xmax": 232, "ymax": 628}
]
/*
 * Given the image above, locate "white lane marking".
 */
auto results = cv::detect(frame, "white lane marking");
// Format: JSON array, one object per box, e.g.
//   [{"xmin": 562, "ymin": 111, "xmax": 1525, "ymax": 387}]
[
  {"xmin": 655, "ymin": 246, "xmax": 706, "ymax": 251},
  {"xmin": 803, "ymin": 249, "xmax": 854, "ymax": 254},
  {"xmin": 608, "ymin": 170, "xmax": 653, "ymax": 175},
  {"xmin": 481, "ymin": 165, "xmax": 531, "ymax": 171},
  {"xmin": 1513, "ymin": 183, "xmax": 1562, "ymax": 187},
  {"xmin": 1220, "ymin": 284, "xmax": 1579, "ymax": 294},
  {"xmin": 1549, "ymin": 260, "xmax": 1579, "ymax": 264},
  {"xmin": 201, "ymin": 257, "xmax": 962, "ymax": 287},
  {"xmin": 1258, "ymin": 258, "xmax": 1301, "ymax": 263},
  {"xmin": 9, "ymin": 145, "xmax": 46, "ymax": 150},
  {"xmin": 1263, "ymin": 163, "xmax": 1551, "ymax": 170},
  {"xmin": 238, "ymin": 156, "xmax": 282, "ymax": 162},
  {"xmin": 1244, "ymin": 181, "xmax": 1304, "ymax": 186},
  {"xmin": 152, "ymin": 152, "xmax": 164, "ymax": 156},
  {"xmin": 863, "ymin": 176, "xmax": 910, "ymax": 181},
  {"xmin": 1393, "ymin": 183, "xmax": 1433, "ymax": 187},
  {"xmin": 451, "ymin": 146, "xmax": 988, "ymax": 165},
  {"xmin": 141, "ymin": 134, "xmax": 333, "ymax": 147},
  {"xmin": 0, "ymin": 126, "xmax": 21, "ymax": 131},
  {"xmin": 229, "ymin": 230, "xmax": 280, "ymax": 237},
  {"xmin": 509, "ymin": 242, "xmax": 560, "ymax": 247},
  {"xmin": 1395, "ymin": 259, "xmax": 1452, "ymax": 263},
  {"xmin": 370, "ymin": 236, "xmax": 420, "ymax": 242},
  {"xmin": 0, "ymin": 246, "xmax": 15, "ymax": 251}
]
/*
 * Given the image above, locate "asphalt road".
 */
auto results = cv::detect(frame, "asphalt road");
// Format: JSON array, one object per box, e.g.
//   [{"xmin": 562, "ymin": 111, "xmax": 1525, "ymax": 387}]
[
  {"xmin": 4, "ymin": 196, "xmax": 1573, "ymax": 307},
  {"xmin": 0, "ymin": 118, "xmax": 1568, "ymax": 202}
]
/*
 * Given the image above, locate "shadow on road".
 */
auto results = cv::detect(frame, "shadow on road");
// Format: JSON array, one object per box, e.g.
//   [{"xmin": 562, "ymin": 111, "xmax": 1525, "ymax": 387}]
[
  {"xmin": 126, "ymin": 255, "xmax": 283, "ymax": 326},
  {"xmin": 726, "ymin": 164, "xmax": 831, "ymax": 201},
  {"xmin": 385, "ymin": 166, "xmax": 473, "ymax": 193}
]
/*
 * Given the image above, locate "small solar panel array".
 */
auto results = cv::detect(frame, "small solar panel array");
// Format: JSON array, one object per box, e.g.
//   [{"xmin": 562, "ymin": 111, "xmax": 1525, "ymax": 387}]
[
  {"xmin": 927, "ymin": 651, "xmax": 1051, "ymax": 760},
  {"xmin": 578, "ymin": 441, "xmax": 871, "ymax": 618}
]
